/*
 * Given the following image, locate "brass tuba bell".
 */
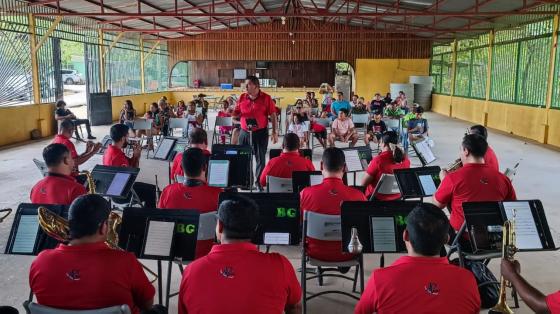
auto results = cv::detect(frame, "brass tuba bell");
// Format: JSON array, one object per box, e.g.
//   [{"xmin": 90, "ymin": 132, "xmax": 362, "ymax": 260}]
[{"xmin": 347, "ymin": 227, "xmax": 363, "ymax": 254}]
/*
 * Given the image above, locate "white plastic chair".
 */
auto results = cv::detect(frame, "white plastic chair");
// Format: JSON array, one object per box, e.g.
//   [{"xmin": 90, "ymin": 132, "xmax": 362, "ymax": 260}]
[
  {"xmin": 369, "ymin": 174, "xmax": 400, "ymax": 200},
  {"xmin": 32, "ymin": 158, "xmax": 48, "ymax": 177},
  {"xmin": 212, "ymin": 117, "xmax": 233, "ymax": 145},
  {"xmin": 24, "ymin": 302, "xmax": 130, "ymax": 314},
  {"xmin": 169, "ymin": 118, "xmax": 189, "ymax": 138}
]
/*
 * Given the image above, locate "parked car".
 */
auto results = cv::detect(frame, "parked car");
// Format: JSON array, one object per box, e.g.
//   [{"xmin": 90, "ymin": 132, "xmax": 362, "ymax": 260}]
[{"xmin": 61, "ymin": 69, "xmax": 84, "ymax": 85}]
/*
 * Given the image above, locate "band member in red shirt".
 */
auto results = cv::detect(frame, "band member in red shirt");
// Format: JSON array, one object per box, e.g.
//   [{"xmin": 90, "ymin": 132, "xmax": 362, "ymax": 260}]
[
  {"xmin": 159, "ymin": 148, "xmax": 221, "ymax": 259},
  {"xmin": 170, "ymin": 128, "xmax": 211, "ymax": 183},
  {"xmin": 433, "ymin": 134, "xmax": 516, "ymax": 231},
  {"xmin": 178, "ymin": 194, "xmax": 301, "ymax": 314},
  {"xmin": 103, "ymin": 124, "xmax": 142, "ymax": 168},
  {"xmin": 362, "ymin": 131, "xmax": 410, "ymax": 200},
  {"xmin": 30, "ymin": 144, "xmax": 87, "ymax": 205},
  {"xmin": 259, "ymin": 133, "xmax": 315, "ymax": 188},
  {"xmin": 501, "ymin": 259, "xmax": 560, "ymax": 314},
  {"xmin": 355, "ymin": 204, "xmax": 480, "ymax": 314},
  {"xmin": 29, "ymin": 195, "xmax": 156, "ymax": 314},
  {"xmin": 53, "ymin": 120, "xmax": 101, "ymax": 176},
  {"xmin": 232, "ymin": 76, "xmax": 279, "ymax": 190},
  {"xmin": 300, "ymin": 147, "xmax": 367, "ymax": 262},
  {"xmin": 469, "ymin": 124, "xmax": 499, "ymax": 172}
]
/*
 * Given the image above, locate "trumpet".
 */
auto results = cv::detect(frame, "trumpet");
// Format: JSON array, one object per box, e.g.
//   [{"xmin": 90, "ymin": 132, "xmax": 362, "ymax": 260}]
[
  {"xmin": 79, "ymin": 170, "xmax": 96, "ymax": 194},
  {"xmin": 446, "ymin": 158, "xmax": 463, "ymax": 172},
  {"xmin": 490, "ymin": 212, "xmax": 517, "ymax": 314},
  {"xmin": 0, "ymin": 208, "xmax": 12, "ymax": 223},
  {"xmin": 37, "ymin": 206, "xmax": 158, "ymax": 283}
]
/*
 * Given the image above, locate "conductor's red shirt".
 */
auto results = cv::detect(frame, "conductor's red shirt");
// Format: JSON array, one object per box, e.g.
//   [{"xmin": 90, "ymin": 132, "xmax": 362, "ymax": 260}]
[
  {"xmin": 30, "ymin": 242, "xmax": 155, "ymax": 314},
  {"xmin": 259, "ymin": 151, "xmax": 315, "ymax": 187},
  {"xmin": 103, "ymin": 145, "xmax": 131, "ymax": 167},
  {"xmin": 354, "ymin": 256, "xmax": 480, "ymax": 314},
  {"xmin": 234, "ymin": 91, "xmax": 276, "ymax": 131},
  {"xmin": 365, "ymin": 151, "xmax": 411, "ymax": 200},
  {"xmin": 30, "ymin": 173, "xmax": 87, "ymax": 205},
  {"xmin": 158, "ymin": 181, "xmax": 222, "ymax": 259},
  {"xmin": 178, "ymin": 242, "xmax": 301, "ymax": 314},
  {"xmin": 485, "ymin": 146, "xmax": 500, "ymax": 172},
  {"xmin": 170, "ymin": 149, "xmax": 211, "ymax": 181},
  {"xmin": 546, "ymin": 291, "xmax": 560, "ymax": 314},
  {"xmin": 434, "ymin": 163, "xmax": 516, "ymax": 231},
  {"xmin": 300, "ymin": 177, "xmax": 367, "ymax": 261}
]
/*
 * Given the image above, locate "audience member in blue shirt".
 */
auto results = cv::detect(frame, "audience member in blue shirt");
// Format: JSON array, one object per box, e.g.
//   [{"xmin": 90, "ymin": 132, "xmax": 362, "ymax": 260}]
[{"xmin": 331, "ymin": 92, "xmax": 352, "ymax": 119}]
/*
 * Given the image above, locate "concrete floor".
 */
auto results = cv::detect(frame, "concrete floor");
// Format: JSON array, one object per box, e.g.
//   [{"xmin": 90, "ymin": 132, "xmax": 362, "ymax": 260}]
[{"xmin": 0, "ymin": 111, "xmax": 559, "ymax": 313}]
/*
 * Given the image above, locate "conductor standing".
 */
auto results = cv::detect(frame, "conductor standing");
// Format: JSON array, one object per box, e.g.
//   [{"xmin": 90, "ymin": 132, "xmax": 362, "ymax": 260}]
[{"xmin": 233, "ymin": 76, "xmax": 279, "ymax": 190}]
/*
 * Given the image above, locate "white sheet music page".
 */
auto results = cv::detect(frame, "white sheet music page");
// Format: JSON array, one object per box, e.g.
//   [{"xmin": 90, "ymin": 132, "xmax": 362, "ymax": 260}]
[
  {"xmin": 13, "ymin": 215, "xmax": 39, "ymax": 253},
  {"xmin": 106, "ymin": 172, "xmax": 131, "ymax": 196},
  {"xmin": 418, "ymin": 175, "xmax": 437, "ymax": 196},
  {"xmin": 155, "ymin": 138, "xmax": 175, "ymax": 159},
  {"xmin": 144, "ymin": 220, "xmax": 175, "ymax": 257},
  {"xmin": 310, "ymin": 175, "xmax": 323, "ymax": 186},
  {"xmin": 343, "ymin": 150, "xmax": 363, "ymax": 172},
  {"xmin": 371, "ymin": 216, "xmax": 397, "ymax": 252},
  {"xmin": 264, "ymin": 232, "xmax": 290, "ymax": 245},
  {"xmin": 208, "ymin": 160, "xmax": 229, "ymax": 187},
  {"xmin": 503, "ymin": 201, "xmax": 543, "ymax": 250},
  {"xmin": 417, "ymin": 141, "xmax": 436, "ymax": 164}
]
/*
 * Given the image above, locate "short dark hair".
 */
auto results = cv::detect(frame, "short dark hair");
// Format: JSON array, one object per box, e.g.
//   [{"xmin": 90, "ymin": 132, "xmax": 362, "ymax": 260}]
[
  {"xmin": 182, "ymin": 148, "xmax": 207, "ymax": 178},
  {"xmin": 339, "ymin": 108, "xmax": 349, "ymax": 116},
  {"xmin": 60, "ymin": 119, "xmax": 75, "ymax": 132},
  {"xmin": 189, "ymin": 128, "xmax": 208, "ymax": 145},
  {"xmin": 218, "ymin": 194, "xmax": 259, "ymax": 239},
  {"xmin": 416, "ymin": 106, "xmax": 424, "ymax": 114},
  {"xmin": 68, "ymin": 194, "xmax": 111, "ymax": 240},
  {"xmin": 462, "ymin": 133, "xmax": 488, "ymax": 158},
  {"xmin": 381, "ymin": 131, "xmax": 404, "ymax": 163},
  {"xmin": 110, "ymin": 123, "xmax": 129, "ymax": 142},
  {"xmin": 470, "ymin": 125, "xmax": 488, "ymax": 140},
  {"xmin": 283, "ymin": 133, "xmax": 300, "ymax": 151},
  {"xmin": 43, "ymin": 143, "xmax": 70, "ymax": 167},
  {"xmin": 406, "ymin": 203, "xmax": 450, "ymax": 256},
  {"xmin": 246, "ymin": 75, "xmax": 260, "ymax": 87},
  {"xmin": 55, "ymin": 100, "xmax": 66, "ymax": 108},
  {"xmin": 322, "ymin": 147, "xmax": 345, "ymax": 172},
  {"xmin": 338, "ymin": 91, "xmax": 344, "ymax": 96}
]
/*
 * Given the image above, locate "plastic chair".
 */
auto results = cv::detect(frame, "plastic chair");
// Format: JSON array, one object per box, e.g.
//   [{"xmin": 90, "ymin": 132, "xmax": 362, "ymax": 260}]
[
  {"xmin": 369, "ymin": 174, "xmax": 400, "ymax": 201},
  {"xmin": 32, "ymin": 158, "xmax": 48, "ymax": 177},
  {"xmin": 169, "ymin": 118, "xmax": 189, "ymax": 138},
  {"xmin": 351, "ymin": 114, "xmax": 370, "ymax": 143},
  {"xmin": 266, "ymin": 176, "xmax": 293, "ymax": 193},
  {"xmin": 24, "ymin": 302, "xmax": 130, "ymax": 314},
  {"xmin": 212, "ymin": 117, "xmax": 233, "ymax": 145}
]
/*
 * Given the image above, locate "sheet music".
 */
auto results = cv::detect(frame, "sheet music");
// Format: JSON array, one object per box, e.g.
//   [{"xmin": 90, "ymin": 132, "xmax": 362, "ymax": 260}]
[
  {"xmin": 418, "ymin": 174, "xmax": 437, "ymax": 196},
  {"xmin": 371, "ymin": 216, "xmax": 397, "ymax": 252},
  {"xmin": 344, "ymin": 150, "xmax": 363, "ymax": 172},
  {"xmin": 154, "ymin": 138, "xmax": 175, "ymax": 159},
  {"xmin": 106, "ymin": 172, "xmax": 131, "ymax": 196},
  {"xmin": 416, "ymin": 141, "xmax": 436, "ymax": 164},
  {"xmin": 144, "ymin": 220, "xmax": 174, "ymax": 257},
  {"xmin": 264, "ymin": 232, "xmax": 290, "ymax": 245},
  {"xmin": 310, "ymin": 175, "xmax": 323, "ymax": 186},
  {"xmin": 503, "ymin": 201, "xmax": 542, "ymax": 249},
  {"xmin": 208, "ymin": 160, "xmax": 229, "ymax": 187},
  {"xmin": 12, "ymin": 215, "xmax": 39, "ymax": 253}
]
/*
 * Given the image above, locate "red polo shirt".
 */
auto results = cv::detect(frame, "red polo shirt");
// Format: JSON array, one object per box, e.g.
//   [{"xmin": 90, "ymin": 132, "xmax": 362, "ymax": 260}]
[
  {"xmin": 52, "ymin": 134, "xmax": 79, "ymax": 175},
  {"xmin": 30, "ymin": 173, "xmax": 87, "ymax": 206},
  {"xmin": 485, "ymin": 146, "xmax": 499, "ymax": 172},
  {"xmin": 434, "ymin": 163, "xmax": 516, "ymax": 231},
  {"xmin": 158, "ymin": 181, "xmax": 222, "ymax": 259},
  {"xmin": 170, "ymin": 149, "xmax": 211, "ymax": 181},
  {"xmin": 178, "ymin": 242, "xmax": 301, "ymax": 314},
  {"xmin": 29, "ymin": 242, "xmax": 155, "ymax": 314},
  {"xmin": 365, "ymin": 151, "xmax": 411, "ymax": 200},
  {"xmin": 300, "ymin": 177, "xmax": 367, "ymax": 261},
  {"xmin": 546, "ymin": 291, "xmax": 560, "ymax": 314},
  {"xmin": 103, "ymin": 145, "xmax": 131, "ymax": 167},
  {"xmin": 259, "ymin": 151, "xmax": 316, "ymax": 187},
  {"xmin": 355, "ymin": 256, "xmax": 480, "ymax": 314},
  {"xmin": 234, "ymin": 91, "xmax": 276, "ymax": 131}
]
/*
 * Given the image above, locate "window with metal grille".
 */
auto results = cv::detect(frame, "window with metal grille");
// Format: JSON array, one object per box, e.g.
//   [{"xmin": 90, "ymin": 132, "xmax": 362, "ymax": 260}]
[
  {"xmin": 552, "ymin": 31, "xmax": 560, "ymax": 109},
  {"xmin": 105, "ymin": 46, "xmax": 142, "ymax": 97},
  {"xmin": 144, "ymin": 43, "xmax": 169, "ymax": 93}
]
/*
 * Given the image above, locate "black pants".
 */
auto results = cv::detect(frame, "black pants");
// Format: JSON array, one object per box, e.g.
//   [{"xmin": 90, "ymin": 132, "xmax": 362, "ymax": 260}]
[
  {"xmin": 239, "ymin": 128, "xmax": 269, "ymax": 187},
  {"xmin": 72, "ymin": 119, "xmax": 93, "ymax": 138}
]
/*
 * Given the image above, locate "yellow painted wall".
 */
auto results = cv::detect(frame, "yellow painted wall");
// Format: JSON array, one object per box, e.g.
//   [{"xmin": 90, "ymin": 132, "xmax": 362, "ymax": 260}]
[
  {"xmin": 0, "ymin": 103, "xmax": 56, "ymax": 147},
  {"xmin": 355, "ymin": 59, "xmax": 430, "ymax": 99},
  {"xmin": 547, "ymin": 109, "xmax": 560, "ymax": 147}
]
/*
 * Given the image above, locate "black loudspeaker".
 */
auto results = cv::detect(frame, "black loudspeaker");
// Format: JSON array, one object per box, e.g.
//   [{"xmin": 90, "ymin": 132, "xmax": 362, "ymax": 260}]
[{"xmin": 88, "ymin": 90, "xmax": 113, "ymax": 126}]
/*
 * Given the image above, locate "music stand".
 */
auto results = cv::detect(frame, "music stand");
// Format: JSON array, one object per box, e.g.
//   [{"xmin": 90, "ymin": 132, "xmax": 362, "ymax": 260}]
[
  {"xmin": 167, "ymin": 137, "xmax": 189, "ymax": 184},
  {"xmin": 211, "ymin": 144, "xmax": 252, "ymax": 190},
  {"xmin": 269, "ymin": 149, "xmax": 313, "ymax": 161},
  {"xmin": 208, "ymin": 160, "xmax": 229, "ymax": 188},
  {"xmin": 393, "ymin": 166, "xmax": 441, "ymax": 200},
  {"xmin": 152, "ymin": 137, "xmax": 177, "ymax": 161},
  {"xmin": 292, "ymin": 171, "xmax": 349, "ymax": 194},
  {"xmin": 411, "ymin": 139, "xmax": 436, "ymax": 166},
  {"xmin": 90, "ymin": 165, "xmax": 139, "ymax": 202},
  {"xmin": 341, "ymin": 146, "xmax": 372, "ymax": 185},
  {"xmin": 96, "ymin": 135, "xmax": 113, "ymax": 155}
]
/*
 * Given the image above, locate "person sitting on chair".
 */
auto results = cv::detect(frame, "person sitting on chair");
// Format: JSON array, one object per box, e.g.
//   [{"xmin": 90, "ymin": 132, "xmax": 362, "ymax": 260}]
[
  {"xmin": 331, "ymin": 91, "xmax": 352, "ymax": 117},
  {"xmin": 351, "ymin": 97, "xmax": 368, "ymax": 115},
  {"xmin": 175, "ymin": 100, "xmax": 187, "ymax": 118},
  {"xmin": 217, "ymin": 100, "xmax": 233, "ymax": 144},
  {"xmin": 119, "ymin": 100, "xmax": 136, "ymax": 131},
  {"xmin": 355, "ymin": 204, "xmax": 480, "ymax": 314},
  {"xmin": 171, "ymin": 128, "xmax": 211, "ymax": 183},
  {"xmin": 259, "ymin": 133, "xmax": 315, "ymax": 188},
  {"xmin": 29, "ymin": 194, "xmax": 157, "ymax": 314},
  {"xmin": 54, "ymin": 100, "xmax": 95, "ymax": 140},
  {"xmin": 52, "ymin": 119, "xmax": 101, "ymax": 177},
  {"xmin": 157, "ymin": 99, "xmax": 175, "ymax": 136},
  {"xmin": 328, "ymin": 109, "xmax": 358, "ymax": 147},
  {"xmin": 364, "ymin": 111, "xmax": 387, "ymax": 146},
  {"xmin": 433, "ymin": 134, "xmax": 516, "ymax": 232},
  {"xmin": 407, "ymin": 106, "xmax": 429, "ymax": 144},
  {"xmin": 369, "ymin": 93, "xmax": 385, "ymax": 115},
  {"xmin": 468, "ymin": 124, "xmax": 499, "ymax": 172},
  {"xmin": 178, "ymin": 194, "xmax": 302, "ymax": 314},
  {"xmin": 159, "ymin": 148, "xmax": 222, "ymax": 259},
  {"xmin": 30, "ymin": 143, "xmax": 86, "ymax": 205},
  {"xmin": 300, "ymin": 147, "xmax": 366, "ymax": 262},
  {"xmin": 362, "ymin": 131, "xmax": 410, "ymax": 200}
]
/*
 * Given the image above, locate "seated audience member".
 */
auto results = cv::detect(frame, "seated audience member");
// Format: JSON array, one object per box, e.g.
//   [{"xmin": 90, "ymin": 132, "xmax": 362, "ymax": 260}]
[
  {"xmin": 119, "ymin": 100, "xmax": 136, "ymax": 130},
  {"xmin": 300, "ymin": 147, "xmax": 367, "ymax": 262},
  {"xmin": 398, "ymin": 91, "xmax": 409, "ymax": 113},
  {"xmin": 310, "ymin": 98, "xmax": 319, "ymax": 109},
  {"xmin": 469, "ymin": 124, "xmax": 499, "ymax": 171},
  {"xmin": 157, "ymin": 98, "xmax": 175, "ymax": 136},
  {"xmin": 350, "ymin": 94, "xmax": 359, "ymax": 108},
  {"xmin": 362, "ymin": 131, "xmax": 410, "ymax": 200},
  {"xmin": 136, "ymin": 103, "xmax": 160, "ymax": 146},
  {"xmin": 159, "ymin": 148, "xmax": 221, "ymax": 259},
  {"xmin": 383, "ymin": 92, "xmax": 392, "ymax": 106},
  {"xmin": 195, "ymin": 93, "xmax": 209, "ymax": 117},
  {"xmin": 259, "ymin": 133, "xmax": 315, "ymax": 188},
  {"xmin": 30, "ymin": 144, "xmax": 87, "ymax": 205},
  {"xmin": 351, "ymin": 97, "xmax": 368, "ymax": 115},
  {"xmin": 310, "ymin": 117, "xmax": 328, "ymax": 149},
  {"xmin": 433, "ymin": 134, "xmax": 516, "ymax": 232},
  {"xmin": 185, "ymin": 101, "xmax": 205, "ymax": 137},
  {"xmin": 288, "ymin": 114, "xmax": 309, "ymax": 148},
  {"xmin": 331, "ymin": 91, "xmax": 352, "ymax": 117},
  {"xmin": 328, "ymin": 109, "xmax": 358, "ymax": 147},
  {"xmin": 384, "ymin": 102, "xmax": 405, "ymax": 120},
  {"xmin": 54, "ymin": 100, "xmax": 95, "ymax": 140},
  {"xmin": 217, "ymin": 100, "xmax": 234, "ymax": 144},
  {"xmin": 53, "ymin": 119, "xmax": 101, "ymax": 176},
  {"xmin": 369, "ymin": 93, "xmax": 385, "ymax": 114},
  {"xmin": 103, "ymin": 124, "xmax": 141, "ymax": 168},
  {"xmin": 364, "ymin": 111, "xmax": 387, "ymax": 146},
  {"xmin": 355, "ymin": 204, "xmax": 480, "ymax": 314},
  {"xmin": 500, "ymin": 258, "xmax": 560, "ymax": 314},
  {"xmin": 178, "ymin": 194, "xmax": 302, "ymax": 314},
  {"xmin": 29, "ymin": 195, "xmax": 156, "ymax": 314},
  {"xmin": 176, "ymin": 100, "xmax": 187, "ymax": 118},
  {"xmin": 171, "ymin": 128, "xmax": 211, "ymax": 183},
  {"xmin": 406, "ymin": 106, "xmax": 429, "ymax": 151}
]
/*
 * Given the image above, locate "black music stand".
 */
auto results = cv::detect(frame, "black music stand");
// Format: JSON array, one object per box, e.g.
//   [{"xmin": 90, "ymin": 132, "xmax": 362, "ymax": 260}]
[
  {"xmin": 167, "ymin": 137, "xmax": 189, "ymax": 184},
  {"xmin": 269, "ymin": 148, "xmax": 313, "ymax": 161},
  {"xmin": 211, "ymin": 144, "xmax": 252, "ymax": 190},
  {"xmin": 152, "ymin": 137, "xmax": 177, "ymax": 161},
  {"xmin": 411, "ymin": 139, "xmax": 436, "ymax": 166},
  {"xmin": 341, "ymin": 146, "xmax": 372, "ymax": 185},
  {"xmin": 90, "ymin": 165, "xmax": 139, "ymax": 204},
  {"xmin": 393, "ymin": 166, "xmax": 441, "ymax": 200}
]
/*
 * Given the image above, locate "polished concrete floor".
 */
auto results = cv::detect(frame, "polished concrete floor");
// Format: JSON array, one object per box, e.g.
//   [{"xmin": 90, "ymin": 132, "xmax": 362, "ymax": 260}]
[{"xmin": 0, "ymin": 111, "xmax": 559, "ymax": 313}]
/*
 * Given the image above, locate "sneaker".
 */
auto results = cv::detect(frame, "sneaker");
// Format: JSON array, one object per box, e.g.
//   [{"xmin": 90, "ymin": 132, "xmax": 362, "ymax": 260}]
[{"xmin": 87, "ymin": 135, "xmax": 96, "ymax": 140}]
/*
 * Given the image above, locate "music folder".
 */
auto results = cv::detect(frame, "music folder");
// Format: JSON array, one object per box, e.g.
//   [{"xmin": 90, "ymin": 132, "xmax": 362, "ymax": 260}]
[
  {"xmin": 153, "ymin": 137, "xmax": 177, "ymax": 161},
  {"xmin": 5, "ymin": 203, "xmax": 68, "ymax": 256},
  {"xmin": 393, "ymin": 166, "xmax": 441, "ymax": 198},
  {"xmin": 119, "ymin": 207, "xmax": 200, "ymax": 261},
  {"xmin": 411, "ymin": 139, "xmax": 436, "ymax": 166},
  {"xmin": 341, "ymin": 146, "xmax": 372, "ymax": 172},
  {"xmin": 91, "ymin": 165, "xmax": 139, "ymax": 198},
  {"xmin": 463, "ymin": 200, "xmax": 556, "ymax": 254},
  {"xmin": 218, "ymin": 192, "xmax": 300, "ymax": 245},
  {"xmin": 341, "ymin": 201, "xmax": 421, "ymax": 253}
]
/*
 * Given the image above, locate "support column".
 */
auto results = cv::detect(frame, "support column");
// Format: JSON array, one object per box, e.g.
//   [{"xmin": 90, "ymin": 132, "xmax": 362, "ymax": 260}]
[
  {"xmin": 140, "ymin": 37, "xmax": 145, "ymax": 94},
  {"xmin": 449, "ymin": 39, "xmax": 458, "ymax": 117},
  {"xmin": 28, "ymin": 14, "xmax": 40, "ymax": 104},
  {"xmin": 98, "ymin": 30, "xmax": 106, "ymax": 92},
  {"xmin": 483, "ymin": 30, "xmax": 495, "ymax": 126},
  {"xmin": 543, "ymin": 14, "xmax": 559, "ymax": 144}
]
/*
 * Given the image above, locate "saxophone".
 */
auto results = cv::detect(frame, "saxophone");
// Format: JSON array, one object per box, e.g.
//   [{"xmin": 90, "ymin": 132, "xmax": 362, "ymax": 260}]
[
  {"xmin": 79, "ymin": 170, "xmax": 96, "ymax": 194},
  {"xmin": 489, "ymin": 212, "xmax": 517, "ymax": 314},
  {"xmin": 446, "ymin": 158, "xmax": 463, "ymax": 172}
]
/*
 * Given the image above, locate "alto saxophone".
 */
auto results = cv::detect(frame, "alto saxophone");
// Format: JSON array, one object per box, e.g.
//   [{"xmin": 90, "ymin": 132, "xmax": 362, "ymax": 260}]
[
  {"xmin": 79, "ymin": 170, "xmax": 96, "ymax": 194},
  {"xmin": 446, "ymin": 158, "xmax": 463, "ymax": 172},
  {"xmin": 489, "ymin": 212, "xmax": 517, "ymax": 314}
]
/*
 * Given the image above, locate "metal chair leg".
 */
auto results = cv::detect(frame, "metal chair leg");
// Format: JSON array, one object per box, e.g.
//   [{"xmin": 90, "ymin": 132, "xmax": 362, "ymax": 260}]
[{"xmin": 317, "ymin": 266, "xmax": 324, "ymax": 286}]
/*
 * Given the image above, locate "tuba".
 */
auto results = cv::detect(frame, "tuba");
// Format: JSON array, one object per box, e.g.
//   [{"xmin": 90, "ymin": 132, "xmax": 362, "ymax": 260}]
[
  {"xmin": 79, "ymin": 170, "xmax": 96, "ymax": 194},
  {"xmin": 0, "ymin": 208, "xmax": 12, "ymax": 223},
  {"xmin": 489, "ymin": 213, "xmax": 517, "ymax": 314},
  {"xmin": 446, "ymin": 158, "xmax": 463, "ymax": 172}
]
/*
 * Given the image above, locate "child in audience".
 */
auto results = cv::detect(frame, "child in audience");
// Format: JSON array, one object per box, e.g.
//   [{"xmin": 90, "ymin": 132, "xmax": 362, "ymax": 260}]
[
  {"xmin": 310, "ymin": 117, "xmax": 327, "ymax": 149},
  {"xmin": 217, "ymin": 100, "xmax": 233, "ymax": 144},
  {"xmin": 185, "ymin": 101, "xmax": 204, "ymax": 138},
  {"xmin": 175, "ymin": 100, "xmax": 187, "ymax": 118},
  {"xmin": 288, "ymin": 114, "xmax": 308, "ymax": 148},
  {"xmin": 365, "ymin": 111, "xmax": 387, "ymax": 146}
]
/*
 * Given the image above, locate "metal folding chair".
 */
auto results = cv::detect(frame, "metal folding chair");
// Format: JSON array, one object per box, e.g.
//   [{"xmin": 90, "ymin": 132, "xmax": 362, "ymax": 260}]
[{"xmin": 212, "ymin": 116, "xmax": 233, "ymax": 145}]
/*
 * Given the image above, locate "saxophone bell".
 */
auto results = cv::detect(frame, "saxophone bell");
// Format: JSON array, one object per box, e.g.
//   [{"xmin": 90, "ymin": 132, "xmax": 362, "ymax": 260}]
[{"xmin": 347, "ymin": 227, "xmax": 363, "ymax": 254}]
